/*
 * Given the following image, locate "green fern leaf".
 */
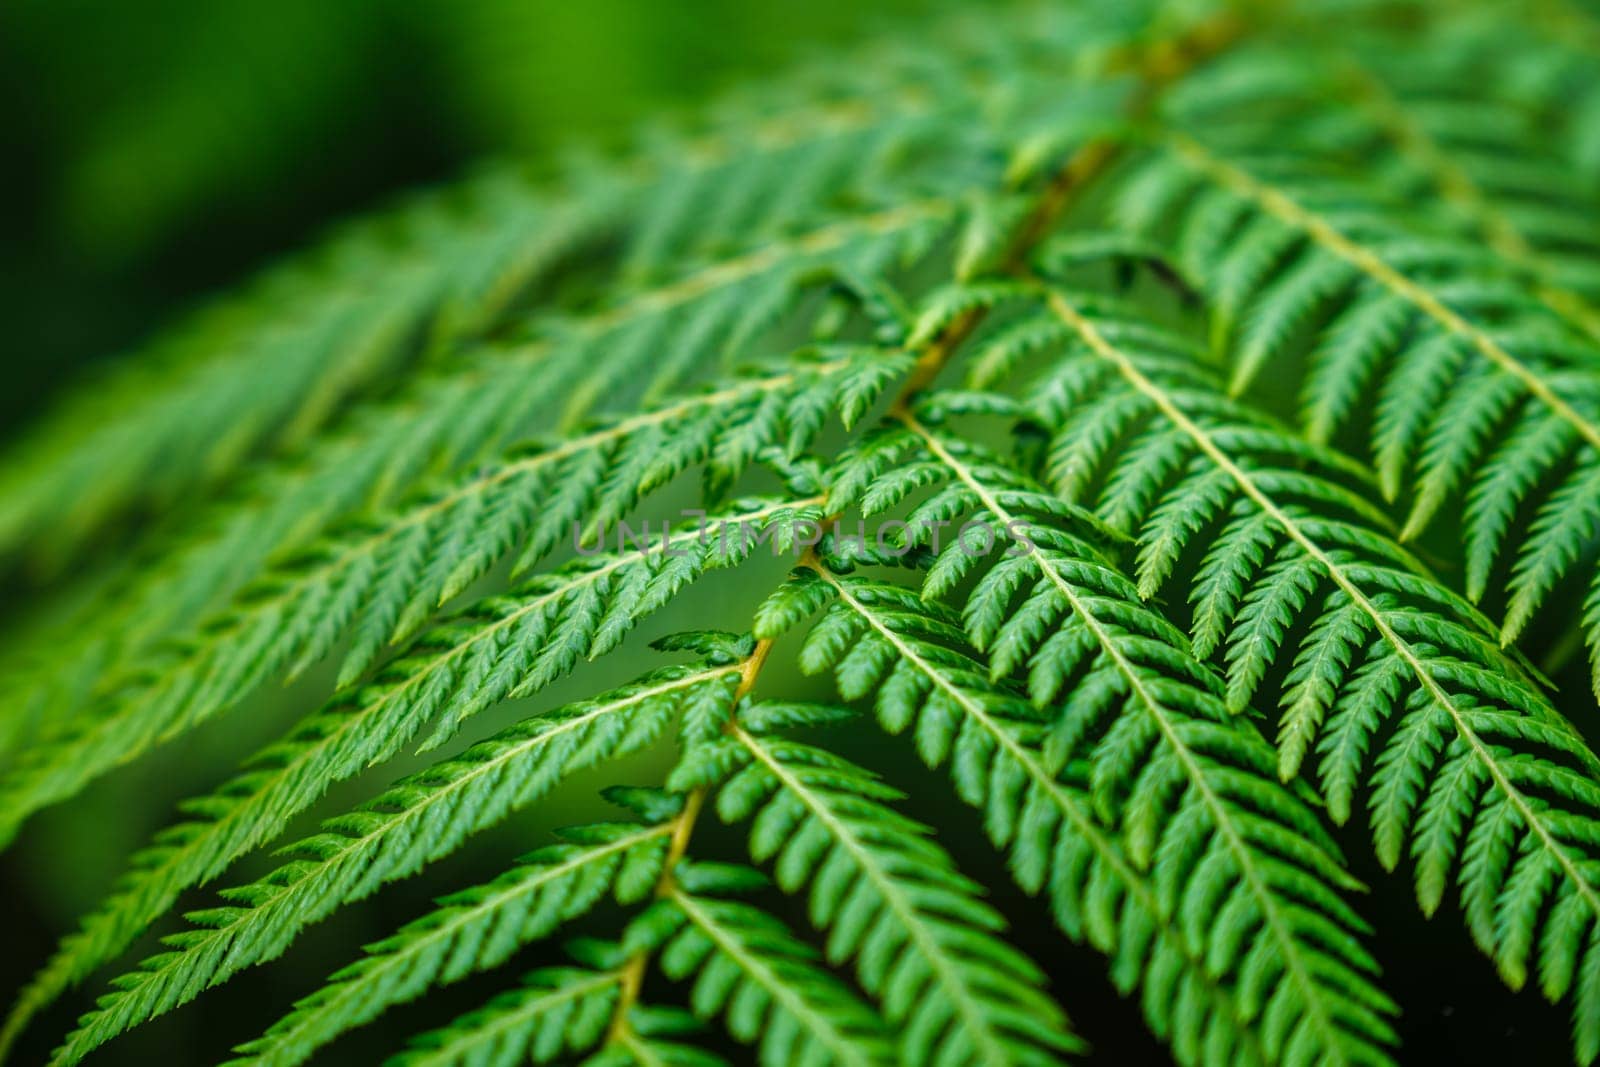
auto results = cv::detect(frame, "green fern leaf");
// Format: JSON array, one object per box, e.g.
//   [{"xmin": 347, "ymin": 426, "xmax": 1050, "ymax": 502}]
[
  {"xmin": 1013, "ymin": 282, "xmax": 1600, "ymax": 1061},
  {"xmin": 1112, "ymin": 120, "xmax": 1600, "ymax": 689},
  {"xmin": 51, "ymin": 658, "xmax": 739, "ymax": 1064},
  {"xmin": 1, "ymin": 505, "xmax": 798, "ymax": 1052},
  {"xmin": 781, "ymin": 400, "xmax": 1397, "ymax": 1066},
  {"xmin": 645, "ymin": 861, "xmax": 897, "ymax": 1067},
  {"xmin": 715, "ymin": 708, "xmax": 1081, "ymax": 1066},
  {"xmin": 14, "ymin": 4, "xmax": 1600, "ymax": 1065},
  {"xmin": 387, "ymin": 965, "xmax": 623, "ymax": 1067},
  {"xmin": 0, "ymin": 352, "xmax": 876, "ymax": 842},
  {"xmin": 764, "ymin": 566, "xmax": 1284, "ymax": 1065},
  {"xmin": 226, "ymin": 815, "xmax": 675, "ymax": 1067}
]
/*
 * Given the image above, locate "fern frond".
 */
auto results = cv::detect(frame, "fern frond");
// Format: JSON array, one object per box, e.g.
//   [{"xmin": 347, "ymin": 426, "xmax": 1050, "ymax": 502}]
[
  {"xmin": 709, "ymin": 707, "xmax": 1081, "ymax": 1066},
  {"xmin": 1401, "ymin": 5, "xmax": 1600, "ymax": 188},
  {"xmin": 1157, "ymin": 28, "xmax": 1600, "ymax": 340},
  {"xmin": 0, "ymin": 190, "xmax": 944, "ymax": 763},
  {"xmin": 1012, "ymin": 282, "xmax": 1600, "ymax": 1061},
  {"xmin": 50, "ymin": 656, "xmax": 740, "ymax": 1065},
  {"xmin": 226, "ymin": 814, "xmax": 675, "ymax": 1067},
  {"xmin": 17, "ymin": 3, "xmax": 1600, "ymax": 1064},
  {"xmin": 387, "ymin": 965, "xmax": 623, "ymax": 1067},
  {"xmin": 790, "ymin": 401, "xmax": 1397, "ymax": 1066},
  {"xmin": 1, "ymin": 506, "xmax": 797, "ymax": 1052},
  {"xmin": 0, "ymin": 0, "xmax": 1079, "ymax": 572},
  {"xmin": 1112, "ymin": 125, "xmax": 1600, "ymax": 691},
  {"xmin": 762, "ymin": 565, "xmax": 1282, "ymax": 1065},
  {"xmin": 1347, "ymin": 59, "xmax": 1600, "ymax": 341},
  {"xmin": 639, "ymin": 861, "xmax": 897, "ymax": 1067},
  {"xmin": 0, "ymin": 347, "xmax": 883, "ymax": 841},
  {"xmin": 0, "ymin": 0, "xmax": 1160, "ymax": 740},
  {"xmin": 0, "ymin": 169, "xmax": 609, "ymax": 573},
  {"xmin": 0, "ymin": 0, "xmax": 1229, "ymax": 753}
]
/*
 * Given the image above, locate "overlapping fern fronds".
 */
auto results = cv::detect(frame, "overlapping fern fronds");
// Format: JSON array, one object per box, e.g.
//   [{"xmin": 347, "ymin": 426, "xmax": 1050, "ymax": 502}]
[
  {"xmin": 752, "ymin": 399, "xmax": 1396, "ymax": 1065},
  {"xmin": 1111, "ymin": 40, "xmax": 1600, "ymax": 694},
  {"xmin": 969, "ymin": 278, "xmax": 1600, "ymax": 1058},
  {"xmin": 7, "ymin": 1, "xmax": 1600, "ymax": 1065}
]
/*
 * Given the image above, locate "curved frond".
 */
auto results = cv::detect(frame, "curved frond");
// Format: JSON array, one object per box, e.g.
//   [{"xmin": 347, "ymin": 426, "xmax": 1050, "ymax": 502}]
[
  {"xmin": 0, "ymin": 347, "xmax": 878, "ymax": 841},
  {"xmin": 51, "ymin": 657, "xmax": 739, "ymax": 1065},
  {"xmin": 0, "ymin": 185, "xmax": 944, "ymax": 766},
  {"xmin": 387, "ymin": 965, "xmax": 623, "ymax": 1067},
  {"xmin": 227, "ymin": 816, "xmax": 675, "ymax": 1067},
  {"xmin": 0, "ymin": 0, "xmax": 1096, "ymax": 571},
  {"xmin": 1012, "ymin": 282, "xmax": 1600, "ymax": 1061},
  {"xmin": 640, "ymin": 862, "xmax": 897, "ymax": 1067},
  {"xmin": 762, "ymin": 566, "xmax": 1280, "ymax": 1065},
  {"xmin": 1, "ymin": 505, "xmax": 796, "ymax": 1049},
  {"xmin": 1112, "ymin": 119, "xmax": 1600, "ymax": 691},
  {"xmin": 0, "ymin": 170, "xmax": 606, "ymax": 573},
  {"xmin": 14, "ymin": 4, "xmax": 1600, "ymax": 1066},
  {"xmin": 777, "ymin": 402, "xmax": 1397, "ymax": 1066},
  {"xmin": 710, "ymin": 706, "xmax": 1081, "ymax": 1067}
]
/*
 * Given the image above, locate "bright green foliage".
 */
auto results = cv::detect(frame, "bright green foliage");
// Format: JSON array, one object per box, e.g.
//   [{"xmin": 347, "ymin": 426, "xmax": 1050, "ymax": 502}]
[
  {"xmin": 760, "ymin": 405, "xmax": 1395, "ymax": 1065},
  {"xmin": 0, "ymin": 0, "xmax": 1125, "ymax": 761},
  {"xmin": 387, "ymin": 965, "xmax": 622, "ymax": 1067},
  {"xmin": 1, "ymin": 548, "xmax": 772, "ymax": 1052},
  {"xmin": 1112, "ymin": 71, "xmax": 1600, "ymax": 693},
  {"xmin": 0, "ymin": 170, "xmax": 611, "ymax": 573},
  {"xmin": 706, "ymin": 705, "xmax": 1080, "ymax": 1066},
  {"xmin": 7, "ymin": 2, "xmax": 1600, "ymax": 1067},
  {"xmin": 645, "ymin": 862, "xmax": 897, "ymax": 1067},
  {"xmin": 982, "ymin": 281, "xmax": 1600, "ymax": 1059},
  {"xmin": 0, "ymin": 359, "xmax": 869, "ymax": 844},
  {"xmin": 226, "ymin": 815, "xmax": 676, "ymax": 1067},
  {"xmin": 51, "ymin": 660, "xmax": 738, "ymax": 1065},
  {"xmin": 761, "ymin": 568, "xmax": 1276, "ymax": 1065}
]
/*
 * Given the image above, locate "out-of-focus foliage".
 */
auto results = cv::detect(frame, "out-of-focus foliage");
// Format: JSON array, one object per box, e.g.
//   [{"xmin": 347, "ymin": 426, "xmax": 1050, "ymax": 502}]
[
  {"xmin": 0, "ymin": 0, "xmax": 926, "ymax": 432},
  {"xmin": 8, "ymin": 0, "xmax": 922, "ymax": 264}
]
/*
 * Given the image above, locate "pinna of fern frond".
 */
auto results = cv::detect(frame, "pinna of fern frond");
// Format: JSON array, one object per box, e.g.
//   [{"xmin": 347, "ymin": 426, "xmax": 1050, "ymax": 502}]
[
  {"xmin": 789, "ymin": 396, "xmax": 1400, "ymax": 1066},
  {"xmin": 759, "ymin": 563, "xmax": 1276, "ymax": 1067},
  {"xmin": 693, "ymin": 697, "xmax": 1082, "ymax": 1067},
  {"xmin": 0, "ymin": 183, "xmax": 940, "ymax": 762},
  {"xmin": 987, "ymin": 275, "xmax": 1600, "ymax": 1062},
  {"xmin": 1149, "ymin": 26, "xmax": 1600, "ymax": 332},
  {"xmin": 221, "ymin": 805, "xmax": 678, "ymax": 1067},
  {"xmin": 0, "ymin": 0, "xmax": 1077, "ymax": 577},
  {"xmin": 0, "ymin": 345, "xmax": 896, "ymax": 851},
  {"xmin": 641, "ymin": 862, "xmax": 900, "ymax": 1067},
  {"xmin": 45, "ymin": 649, "xmax": 747, "ymax": 1066},
  {"xmin": 0, "ymin": 0, "xmax": 1150, "ymax": 723},
  {"xmin": 0, "ymin": 496, "xmax": 823, "ymax": 1061},
  {"xmin": 0, "ymin": 167, "xmax": 612, "ymax": 578},
  {"xmin": 1110, "ymin": 108, "xmax": 1600, "ymax": 699}
]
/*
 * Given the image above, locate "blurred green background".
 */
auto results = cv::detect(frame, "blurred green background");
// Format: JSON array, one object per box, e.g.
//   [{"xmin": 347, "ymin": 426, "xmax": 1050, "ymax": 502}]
[{"xmin": 0, "ymin": 0, "xmax": 929, "ymax": 439}]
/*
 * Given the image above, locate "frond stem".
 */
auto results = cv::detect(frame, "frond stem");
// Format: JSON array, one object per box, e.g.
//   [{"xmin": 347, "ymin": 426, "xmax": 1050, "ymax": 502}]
[
  {"xmin": 890, "ymin": 10, "xmax": 1242, "ymax": 407},
  {"xmin": 604, "ymin": 637, "xmax": 774, "ymax": 1045},
  {"xmin": 665, "ymin": 887, "xmax": 880, "ymax": 1067}
]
